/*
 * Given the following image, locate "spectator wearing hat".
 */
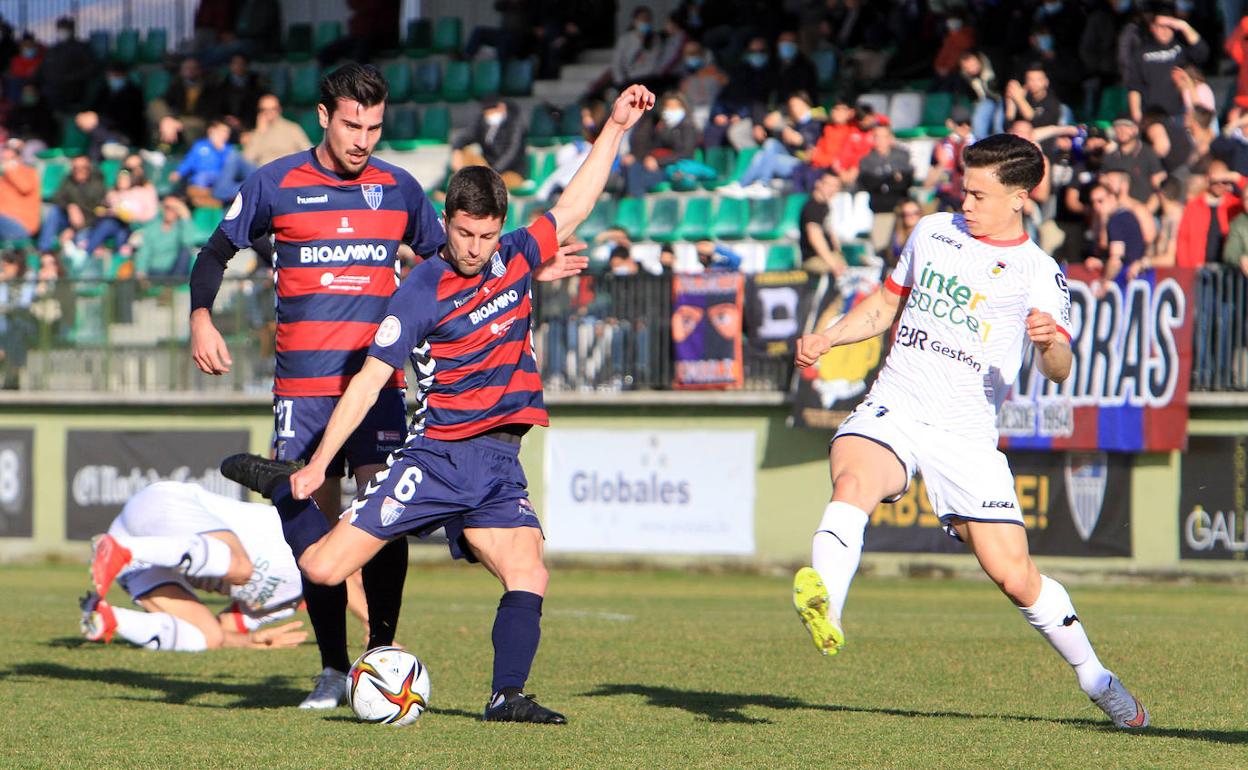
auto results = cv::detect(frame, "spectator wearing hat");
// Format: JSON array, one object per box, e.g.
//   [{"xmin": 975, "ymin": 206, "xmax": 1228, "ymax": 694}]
[
  {"xmin": 1103, "ymin": 116, "xmax": 1165, "ymax": 204},
  {"xmin": 450, "ymin": 96, "xmax": 528, "ymax": 189}
]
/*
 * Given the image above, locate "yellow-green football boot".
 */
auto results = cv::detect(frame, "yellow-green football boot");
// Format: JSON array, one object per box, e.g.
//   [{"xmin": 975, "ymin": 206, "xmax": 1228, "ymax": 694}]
[{"xmin": 793, "ymin": 567, "xmax": 844, "ymax": 656}]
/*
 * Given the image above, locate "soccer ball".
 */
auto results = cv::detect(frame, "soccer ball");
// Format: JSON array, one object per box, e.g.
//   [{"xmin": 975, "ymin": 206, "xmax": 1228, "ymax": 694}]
[{"xmin": 347, "ymin": 646, "xmax": 431, "ymax": 726}]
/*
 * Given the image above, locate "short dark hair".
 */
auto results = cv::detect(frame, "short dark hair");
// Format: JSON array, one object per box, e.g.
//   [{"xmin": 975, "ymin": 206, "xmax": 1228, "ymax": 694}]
[
  {"xmin": 962, "ymin": 133, "xmax": 1045, "ymax": 192},
  {"xmin": 319, "ymin": 63, "xmax": 388, "ymax": 117},
  {"xmin": 445, "ymin": 166, "xmax": 508, "ymax": 221}
]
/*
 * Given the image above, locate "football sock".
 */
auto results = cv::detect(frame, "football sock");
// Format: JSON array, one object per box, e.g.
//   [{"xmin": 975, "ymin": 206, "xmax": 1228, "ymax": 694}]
[
  {"xmin": 113, "ymin": 608, "xmax": 208, "ymax": 652},
  {"xmin": 811, "ymin": 501, "xmax": 870, "ymax": 618},
  {"xmin": 1019, "ymin": 575, "xmax": 1113, "ymax": 697},
  {"xmin": 268, "ymin": 479, "xmax": 330, "ymax": 560},
  {"xmin": 302, "ymin": 575, "xmax": 351, "ymax": 674},
  {"xmin": 116, "ymin": 534, "xmax": 233, "ymax": 579},
  {"xmin": 490, "ymin": 590, "xmax": 543, "ymax": 694},
  {"xmin": 362, "ymin": 537, "xmax": 408, "ymax": 649}
]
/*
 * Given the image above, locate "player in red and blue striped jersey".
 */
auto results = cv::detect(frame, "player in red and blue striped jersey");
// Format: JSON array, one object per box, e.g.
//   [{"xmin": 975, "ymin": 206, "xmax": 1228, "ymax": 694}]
[
  {"xmin": 222, "ymin": 84, "xmax": 657, "ymax": 724},
  {"xmin": 188, "ymin": 64, "xmax": 444, "ymax": 709}
]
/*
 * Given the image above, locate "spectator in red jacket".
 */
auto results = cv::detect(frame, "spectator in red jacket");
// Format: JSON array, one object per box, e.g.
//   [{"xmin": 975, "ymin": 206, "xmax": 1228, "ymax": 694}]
[{"xmin": 1175, "ymin": 158, "xmax": 1244, "ymax": 267}]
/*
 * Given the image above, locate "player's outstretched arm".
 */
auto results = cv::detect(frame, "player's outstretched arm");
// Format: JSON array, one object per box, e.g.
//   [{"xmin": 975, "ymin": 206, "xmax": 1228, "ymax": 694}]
[
  {"xmin": 795, "ymin": 285, "xmax": 903, "ymax": 368},
  {"xmin": 548, "ymin": 84, "xmax": 655, "ymax": 243},
  {"xmin": 1027, "ymin": 308, "xmax": 1073, "ymax": 383},
  {"xmin": 289, "ymin": 356, "xmax": 396, "ymax": 499},
  {"xmin": 221, "ymin": 620, "xmax": 309, "ymax": 649}
]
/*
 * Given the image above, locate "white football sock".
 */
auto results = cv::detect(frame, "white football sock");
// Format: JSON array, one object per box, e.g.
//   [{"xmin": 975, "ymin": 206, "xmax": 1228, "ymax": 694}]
[
  {"xmin": 1019, "ymin": 575, "xmax": 1112, "ymax": 697},
  {"xmin": 116, "ymin": 534, "xmax": 233, "ymax": 578},
  {"xmin": 112, "ymin": 607, "xmax": 209, "ymax": 652},
  {"xmin": 811, "ymin": 501, "xmax": 869, "ymax": 619}
]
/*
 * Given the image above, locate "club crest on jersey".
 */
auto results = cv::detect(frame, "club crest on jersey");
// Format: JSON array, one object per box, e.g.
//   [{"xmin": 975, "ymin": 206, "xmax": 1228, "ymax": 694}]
[
  {"xmin": 489, "ymin": 252, "xmax": 507, "ymax": 278},
  {"xmin": 361, "ymin": 183, "xmax": 384, "ymax": 210},
  {"xmin": 989, "ymin": 260, "xmax": 1008, "ymax": 278},
  {"xmin": 380, "ymin": 496, "xmax": 405, "ymax": 527}
]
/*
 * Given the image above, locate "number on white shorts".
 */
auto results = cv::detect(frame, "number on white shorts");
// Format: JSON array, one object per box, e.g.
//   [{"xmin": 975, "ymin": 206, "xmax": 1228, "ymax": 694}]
[{"xmin": 275, "ymin": 399, "xmax": 295, "ymax": 438}]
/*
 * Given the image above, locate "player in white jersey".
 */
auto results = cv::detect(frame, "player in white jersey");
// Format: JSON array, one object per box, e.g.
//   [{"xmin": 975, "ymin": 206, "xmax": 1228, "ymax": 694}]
[
  {"xmin": 790, "ymin": 134, "xmax": 1149, "ymax": 730},
  {"xmin": 80, "ymin": 481, "xmax": 312, "ymax": 652}
]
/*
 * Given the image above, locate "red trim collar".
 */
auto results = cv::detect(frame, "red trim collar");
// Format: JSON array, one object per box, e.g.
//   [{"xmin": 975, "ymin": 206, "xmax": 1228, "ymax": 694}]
[{"xmin": 972, "ymin": 231, "xmax": 1030, "ymax": 247}]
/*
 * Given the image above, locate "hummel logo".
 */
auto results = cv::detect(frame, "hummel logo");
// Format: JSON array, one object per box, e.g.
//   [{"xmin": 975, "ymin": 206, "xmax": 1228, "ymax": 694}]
[{"xmin": 1062, "ymin": 614, "xmax": 1079, "ymax": 626}]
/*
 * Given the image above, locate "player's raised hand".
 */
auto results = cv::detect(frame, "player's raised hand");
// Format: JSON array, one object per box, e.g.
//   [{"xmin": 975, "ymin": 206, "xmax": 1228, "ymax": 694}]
[
  {"xmin": 190, "ymin": 311, "xmax": 233, "ymax": 375},
  {"xmin": 289, "ymin": 463, "xmax": 326, "ymax": 501},
  {"xmin": 1026, "ymin": 307, "xmax": 1059, "ymax": 350},
  {"xmin": 533, "ymin": 240, "xmax": 589, "ymax": 282},
  {"xmin": 609, "ymin": 84, "xmax": 656, "ymax": 131},
  {"xmin": 795, "ymin": 333, "xmax": 833, "ymax": 368},
  {"xmin": 249, "ymin": 620, "xmax": 308, "ymax": 649}
]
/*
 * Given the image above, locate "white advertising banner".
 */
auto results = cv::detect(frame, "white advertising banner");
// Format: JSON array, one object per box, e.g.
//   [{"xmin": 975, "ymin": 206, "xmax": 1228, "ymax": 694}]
[{"xmin": 544, "ymin": 429, "xmax": 756, "ymax": 555}]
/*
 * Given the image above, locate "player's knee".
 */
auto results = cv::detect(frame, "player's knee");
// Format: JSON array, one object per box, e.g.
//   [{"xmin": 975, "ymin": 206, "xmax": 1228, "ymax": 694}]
[
  {"xmin": 830, "ymin": 471, "xmax": 867, "ymax": 506},
  {"xmin": 301, "ymin": 556, "xmax": 343, "ymax": 587},
  {"xmin": 502, "ymin": 560, "xmax": 548, "ymax": 595},
  {"xmin": 993, "ymin": 569, "xmax": 1035, "ymax": 605}
]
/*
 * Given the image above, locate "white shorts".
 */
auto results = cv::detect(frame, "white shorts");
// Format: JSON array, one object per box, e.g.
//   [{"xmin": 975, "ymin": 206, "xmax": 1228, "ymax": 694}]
[
  {"xmin": 107, "ymin": 484, "xmax": 230, "ymax": 602},
  {"xmin": 832, "ymin": 398, "xmax": 1023, "ymax": 538}
]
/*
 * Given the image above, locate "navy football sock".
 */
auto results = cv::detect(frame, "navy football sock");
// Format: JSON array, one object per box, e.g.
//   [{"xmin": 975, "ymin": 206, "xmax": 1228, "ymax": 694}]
[
  {"xmin": 301, "ymin": 575, "xmax": 350, "ymax": 674},
  {"xmin": 269, "ymin": 479, "xmax": 330, "ymax": 560},
  {"xmin": 490, "ymin": 590, "xmax": 544, "ymax": 693},
  {"xmin": 362, "ymin": 537, "xmax": 408, "ymax": 649}
]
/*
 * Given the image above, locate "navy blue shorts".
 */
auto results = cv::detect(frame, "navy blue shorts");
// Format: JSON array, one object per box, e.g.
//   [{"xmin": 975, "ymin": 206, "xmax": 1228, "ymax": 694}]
[
  {"xmin": 272, "ymin": 390, "xmax": 407, "ymax": 478},
  {"xmin": 345, "ymin": 433, "xmax": 541, "ymax": 562}
]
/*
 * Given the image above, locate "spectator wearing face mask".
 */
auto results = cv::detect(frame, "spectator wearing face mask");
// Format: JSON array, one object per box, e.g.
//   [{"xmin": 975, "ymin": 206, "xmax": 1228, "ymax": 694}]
[
  {"xmin": 450, "ymin": 96, "xmax": 529, "ymax": 189},
  {"xmin": 704, "ymin": 35, "xmax": 777, "ymax": 149},
  {"xmin": 620, "ymin": 92, "xmax": 698, "ymax": 197},
  {"xmin": 774, "ymin": 30, "xmax": 816, "ymax": 103},
  {"xmin": 38, "ymin": 16, "xmax": 97, "ymax": 112},
  {"xmin": 87, "ymin": 63, "xmax": 146, "ymax": 148},
  {"xmin": 678, "ymin": 40, "xmax": 728, "ymax": 129},
  {"xmin": 4, "ymin": 32, "xmax": 42, "ymax": 104},
  {"xmin": 608, "ymin": 6, "xmax": 663, "ymax": 91}
]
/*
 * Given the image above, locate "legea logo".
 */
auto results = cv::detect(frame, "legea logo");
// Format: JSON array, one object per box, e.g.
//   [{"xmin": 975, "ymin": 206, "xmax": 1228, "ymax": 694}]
[{"xmin": 907, "ymin": 262, "xmax": 992, "ymax": 340}]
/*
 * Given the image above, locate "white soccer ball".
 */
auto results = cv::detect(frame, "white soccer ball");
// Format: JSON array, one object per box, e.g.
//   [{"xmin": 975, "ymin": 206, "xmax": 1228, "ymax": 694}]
[{"xmin": 347, "ymin": 646, "xmax": 431, "ymax": 726}]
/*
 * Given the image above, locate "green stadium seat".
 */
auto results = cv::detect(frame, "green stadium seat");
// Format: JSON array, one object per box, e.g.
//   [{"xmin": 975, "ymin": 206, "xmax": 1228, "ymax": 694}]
[
  {"xmin": 528, "ymin": 105, "xmax": 558, "ymax": 146},
  {"xmin": 575, "ymin": 197, "xmax": 616, "ymax": 242},
  {"xmin": 780, "ymin": 193, "xmax": 808, "ymax": 240},
  {"xmin": 729, "ymin": 147, "xmax": 757, "ymax": 184},
  {"xmin": 412, "ymin": 61, "xmax": 441, "ymax": 103},
  {"xmin": 611, "ymin": 197, "xmax": 647, "ymax": 239},
  {"xmin": 89, "ymin": 31, "xmax": 110, "ymax": 62},
  {"xmin": 100, "ymin": 158, "xmax": 122, "ymax": 189},
  {"xmin": 60, "ymin": 117, "xmax": 88, "ymax": 156},
  {"xmin": 813, "ymin": 49, "xmax": 837, "ymax": 92},
  {"xmin": 701, "ymin": 145, "xmax": 735, "ymax": 189},
  {"xmin": 114, "ymin": 28, "xmax": 139, "ymax": 65},
  {"xmin": 472, "ymin": 59, "xmax": 501, "ymax": 99},
  {"xmin": 285, "ymin": 23, "xmax": 313, "ymax": 61},
  {"xmin": 441, "ymin": 61, "xmax": 471, "ymax": 102},
  {"xmin": 501, "ymin": 59, "xmax": 534, "ymax": 97},
  {"xmin": 920, "ymin": 92, "xmax": 953, "ymax": 137},
  {"xmin": 647, "ymin": 197, "xmax": 681, "ymax": 243},
  {"xmin": 381, "ymin": 60, "xmax": 412, "ymax": 102},
  {"xmin": 418, "ymin": 106, "xmax": 450, "ymax": 143},
  {"xmin": 558, "ymin": 104, "xmax": 583, "ymax": 139},
  {"xmin": 405, "ymin": 18, "xmax": 433, "ymax": 57},
  {"xmin": 39, "ymin": 162, "xmax": 69, "ymax": 201},
  {"xmin": 315, "ymin": 21, "xmax": 343, "ymax": 53},
  {"xmin": 765, "ymin": 243, "xmax": 799, "ymax": 271},
  {"xmin": 294, "ymin": 108, "xmax": 323, "ymax": 144},
  {"xmin": 520, "ymin": 199, "xmax": 548, "ymax": 226},
  {"xmin": 673, "ymin": 197, "xmax": 712, "ymax": 240},
  {"xmin": 746, "ymin": 196, "xmax": 783, "ymax": 240},
  {"xmin": 1096, "ymin": 85, "xmax": 1128, "ymax": 125},
  {"xmin": 503, "ymin": 199, "xmax": 522, "ymax": 233},
  {"xmin": 289, "ymin": 62, "xmax": 320, "ymax": 107},
  {"xmin": 141, "ymin": 67, "xmax": 172, "ymax": 102},
  {"xmin": 709, "ymin": 197, "xmax": 748, "ymax": 240},
  {"xmin": 383, "ymin": 104, "xmax": 420, "ymax": 149},
  {"xmin": 141, "ymin": 28, "xmax": 167, "ymax": 63},
  {"xmin": 433, "ymin": 17, "xmax": 462, "ymax": 54},
  {"xmin": 191, "ymin": 206, "xmax": 224, "ymax": 246}
]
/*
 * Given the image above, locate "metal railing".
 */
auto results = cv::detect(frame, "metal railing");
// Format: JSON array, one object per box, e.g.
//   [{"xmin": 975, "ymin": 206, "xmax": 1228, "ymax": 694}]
[{"xmin": 2, "ymin": 268, "xmax": 1245, "ymax": 396}]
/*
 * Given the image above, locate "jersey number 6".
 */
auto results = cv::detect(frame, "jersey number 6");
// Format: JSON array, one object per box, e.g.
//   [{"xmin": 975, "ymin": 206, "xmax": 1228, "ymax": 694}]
[{"xmin": 393, "ymin": 466, "xmax": 424, "ymax": 502}]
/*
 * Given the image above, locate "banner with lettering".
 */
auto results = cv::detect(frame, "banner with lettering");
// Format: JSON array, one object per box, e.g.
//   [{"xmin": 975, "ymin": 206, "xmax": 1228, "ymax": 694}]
[
  {"xmin": 1179, "ymin": 435, "xmax": 1247, "ymax": 560},
  {"xmin": 744, "ymin": 271, "xmax": 813, "ymax": 359},
  {"xmin": 671, "ymin": 272, "xmax": 745, "ymax": 389},
  {"xmin": 998, "ymin": 266, "xmax": 1194, "ymax": 452},
  {"xmin": 789, "ymin": 267, "xmax": 887, "ymax": 430},
  {"xmin": 65, "ymin": 430, "xmax": 249, "ymax": 540},
  {"xmin": 864, "ymin": 451, "xmax": 1132, "ymax": 556}
]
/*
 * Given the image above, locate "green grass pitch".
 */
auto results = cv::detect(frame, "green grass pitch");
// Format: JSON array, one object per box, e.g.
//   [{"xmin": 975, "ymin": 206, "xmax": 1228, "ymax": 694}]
[{"xmin": 1, "ymin": 563, "xmax": 1245, "ymax": 769}]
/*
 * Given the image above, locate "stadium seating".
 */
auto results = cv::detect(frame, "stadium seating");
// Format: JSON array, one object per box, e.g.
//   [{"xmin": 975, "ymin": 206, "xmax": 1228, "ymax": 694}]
[
  {"xmin": 646, "ymin": 197, "xmax": 681, "ymax": 243},
  {"xmin": 101, "ymin": 158, "xmax": 122, "ymax": 188},
  {"xmin": 919, "ymin": 92, "xmax": 953, "ymax": 137},
  {"xmin": 1096, "ymin": 85, "xmax": 1128, "ymax": 126},
  {"xmin": 383, "ymin": 104, "xmax": 420, "ymax": 150},
  {"xmin": 557, "ymin": 104, "xmax": 584, "ymax": 140},
  {"xmin": 285, "ymin": 23, "xmax": 314, "ymax": 61},
  {"xmin": 433, "ymin": 17, "xmax": 462, "ymax": 54},
  {"xmin": 141, "ymin": 28, "xmax": 167, "ymax": 64},
  {"xmin": 575, "ymin": 197, "xmax": 616, "ymax": 241},
  {"xmin": 418, "ymin": 106, "xmax": 450, "ymax": 143},
  {"xmin": 501, "ymin": 59, "xmax": 534, "ymax": 97},
  {"xmin": 813, "ymin": 49, "xmax": 837, "ymax": 93},
  {"xmin": 441, "ymin": 61, "xmax": 471, "ymax": 102},
  {"xmin": 472, "ymin": 59, "xmax": 501, "ymax": 99},
  {"xmin": 745, "ymin": 196, "xmax": 782, "ymax": 240},
  {"xmin": 856, "ymin": 92, "xmax": 890, "ymax": 118},
  {"xmin": 766, "ymin": 242, "xmax": 799, "ymax": 271},
  {"xmin": 382, "ymin": 61, "xmax": 412, "ymax": 103},
  {"xmin": 527, "ymin": 105, "xmax": 559, "ymax": 146},
  {"xmin": 142, "ymin": 67, "xmax": 171, "ymax": 102},
  {"xmin": 314, "ymin": 21, "xmax": 343, "ymax": 54},
  {"xmin": 289, "ymin": 62, "xmax": 321, "ymax": 107},
  {"xmin": 191, "ymin": 207, "xmax": 224, "ymax": 246},
  {"xmin": 89, "ymin": 30, "xmax": 111, "ymax": 62},
  {"xmin": 612, "ymin": 197, "xmax": 647, "ymax": 239},
  {"xmin": 710, "ymin": 197, "xmax": 748, "ymax": 240},
  {"xmin": 412, "ymin": 61, "xmax": 441, "ymax": 103},
  {"xmin": 674, "ymin": 197, "xmax": 712, "ymax": 241},
  {"xmin": 114, "ymin": 28, "xmax": 139, "ymax": 65},
  {"xmin": 294, "ymin": 108, "xmax": 323, "ymax": 144},
  {"xmin": 404, "ymin": 18, "xmax": 433, "ymax": 57},
  {"xmin": 888, "ymin": 92, "xmax": 923, "ymax": 134},
  {"xmin": 40, "ymin": 161, "xmax": 69, "ymax": 201}
]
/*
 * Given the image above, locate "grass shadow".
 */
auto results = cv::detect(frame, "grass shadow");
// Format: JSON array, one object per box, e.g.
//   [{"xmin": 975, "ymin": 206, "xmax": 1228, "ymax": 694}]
[
  {"xmin": 583, "ymin": 683, "xmax": 1248, "ymax": 743},
  {"xmin": 47, "ymin": 636, "xmax": 90, "ymax": 649},
  {"xmin": 1, "ymin": 662, "xmax": 307, "ymax": 709},
  {"xmin": 322, "ymin": 708, "xmax": 480, "ymax": 723}
]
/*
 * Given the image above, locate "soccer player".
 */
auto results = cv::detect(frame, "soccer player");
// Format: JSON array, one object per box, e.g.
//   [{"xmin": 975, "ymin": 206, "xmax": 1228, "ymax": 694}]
[
  {"xmin": 80, "ymin": 481, "xmax": 311, "ymax": 652},
  {"xmin": 222, "ymin": 83, "xmax": 657, "ymax": 724},
  {"xmin": 187, "ymin": 63, "xmax": 444, "ymax": 708},
  {"xmin": 790, "ymin": 134, "xmax": 1150, "ymax": 730}
]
